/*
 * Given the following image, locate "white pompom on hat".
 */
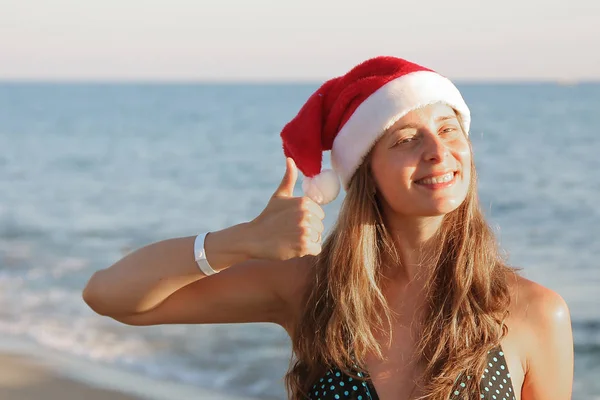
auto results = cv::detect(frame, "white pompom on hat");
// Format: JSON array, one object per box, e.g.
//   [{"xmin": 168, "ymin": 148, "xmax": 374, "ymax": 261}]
[{"xmin": 280, "ymin": 56, "xmax": 471, "ymax": 205}]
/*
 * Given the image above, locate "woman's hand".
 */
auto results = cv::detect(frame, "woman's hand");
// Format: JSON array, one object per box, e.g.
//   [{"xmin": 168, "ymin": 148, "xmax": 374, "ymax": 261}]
[{"xmin": 249, "ymin": 158, "xmax": 325, "ymax": 260}]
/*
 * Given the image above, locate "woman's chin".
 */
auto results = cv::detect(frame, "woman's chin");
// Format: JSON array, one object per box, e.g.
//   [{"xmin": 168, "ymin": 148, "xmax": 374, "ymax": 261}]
[
  {"xmin": 380, "ymin": 191, "xmax": 467, "ymax": 217},
  {"xmin": 419, "ymin": 198, "xmax": 465, "ymax": 216}
]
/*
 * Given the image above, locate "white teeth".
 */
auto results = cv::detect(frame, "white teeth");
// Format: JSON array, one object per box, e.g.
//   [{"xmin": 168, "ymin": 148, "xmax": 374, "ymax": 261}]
[{"xmin": 417, "ymin": 172, "xmax": 454, "ymax": 185}]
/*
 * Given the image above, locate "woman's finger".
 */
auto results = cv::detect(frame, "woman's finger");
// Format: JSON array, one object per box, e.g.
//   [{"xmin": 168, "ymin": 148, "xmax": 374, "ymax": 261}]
[{"xmin": 307, "ymin": 213, "xmax": 325, "ymax": 234}]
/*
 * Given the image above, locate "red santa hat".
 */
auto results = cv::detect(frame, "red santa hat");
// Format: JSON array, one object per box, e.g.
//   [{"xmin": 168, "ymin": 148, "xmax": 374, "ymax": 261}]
[{"xmin": 280, "ymin": 56, "xmax": 471, "ymax": 205}]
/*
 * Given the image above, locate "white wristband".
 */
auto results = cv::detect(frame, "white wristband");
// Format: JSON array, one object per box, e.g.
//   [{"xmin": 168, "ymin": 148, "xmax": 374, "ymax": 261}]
[{"xmin": 194, "ymin": 232, "xmax": 219, "ymax": 276}]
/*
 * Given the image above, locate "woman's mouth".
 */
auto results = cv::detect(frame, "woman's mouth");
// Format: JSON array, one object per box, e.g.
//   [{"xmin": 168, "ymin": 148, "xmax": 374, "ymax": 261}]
[{"xmin": 414, "ymin": 171, "xmax": 457, "ymax": 189}]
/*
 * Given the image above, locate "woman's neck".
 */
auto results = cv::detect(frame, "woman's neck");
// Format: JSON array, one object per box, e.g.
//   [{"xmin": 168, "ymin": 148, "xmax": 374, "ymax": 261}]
[{"xmin": 382, "ymin": 214, "xmax": 444, "ymax": 283}]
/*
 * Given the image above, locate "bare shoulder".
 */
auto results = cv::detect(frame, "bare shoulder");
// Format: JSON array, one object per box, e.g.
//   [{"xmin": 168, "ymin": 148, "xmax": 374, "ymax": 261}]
[
  {"xmin": 506, "ymin": 272, "xmax": 571, "ymax": 330},
  {"xmin": 505, "ymin": 271, "xmax": 574, "ymax": 399}
]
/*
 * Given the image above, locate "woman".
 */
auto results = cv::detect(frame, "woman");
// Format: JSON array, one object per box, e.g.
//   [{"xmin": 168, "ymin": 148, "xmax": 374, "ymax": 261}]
[{"xmin": 83, "ymin": 56, "xmax": 574, "ymax": 399}]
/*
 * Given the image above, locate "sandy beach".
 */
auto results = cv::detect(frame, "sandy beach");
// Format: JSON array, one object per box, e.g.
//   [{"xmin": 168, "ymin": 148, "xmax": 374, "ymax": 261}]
[
  {"xmin": 0, "ymin": 344, "xmax": 258, "ymax": 400},
  {"xmin": 0, "ymin": 352, "xmax": 143, "ymax": 400}
]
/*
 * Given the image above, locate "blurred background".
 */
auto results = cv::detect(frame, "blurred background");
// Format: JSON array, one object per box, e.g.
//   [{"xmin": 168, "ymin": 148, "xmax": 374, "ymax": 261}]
[{"xmin": 0, "ymin": 0, "xmax": 599, "ymax": 399}]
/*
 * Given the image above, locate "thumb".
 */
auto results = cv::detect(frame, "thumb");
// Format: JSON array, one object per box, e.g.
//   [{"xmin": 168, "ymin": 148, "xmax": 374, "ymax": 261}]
[{"xmin": 273, "ymin": 157, "xmax": 298, "ymax": 198}]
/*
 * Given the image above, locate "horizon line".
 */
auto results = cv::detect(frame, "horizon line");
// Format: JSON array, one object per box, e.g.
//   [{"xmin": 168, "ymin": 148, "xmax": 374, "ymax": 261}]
[{"xmin": 0, "ymin": 77, "xmax": 597, "ymax": 85}]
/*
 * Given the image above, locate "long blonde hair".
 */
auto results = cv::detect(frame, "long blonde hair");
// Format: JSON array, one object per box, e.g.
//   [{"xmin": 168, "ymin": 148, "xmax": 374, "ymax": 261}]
[{"xmin": 284, "ymin": 129, "xmax": 517, "ymax": 399}]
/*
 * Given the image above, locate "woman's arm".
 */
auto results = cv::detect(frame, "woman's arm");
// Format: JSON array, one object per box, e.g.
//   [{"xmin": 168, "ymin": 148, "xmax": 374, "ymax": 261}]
[
  {"xmin": 82, "ymin": 223, "xmax": 255, "ymax": 317},
  {"xmin": 82, "ymin": 157, "xmax": 324, "ymax": 328},
  {"xmin": 520, "ymin": 285, "xmax": 574, "ymax": 400},
  {"xmin": 101, "ymin": 255, "xmax": 311, "ymax": 329}
]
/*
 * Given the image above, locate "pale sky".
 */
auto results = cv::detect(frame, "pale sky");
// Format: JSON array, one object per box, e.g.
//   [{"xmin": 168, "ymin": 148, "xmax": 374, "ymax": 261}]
[{"xmin": 1, "ymin": 0, "xmax": 599, "ymax": 81}]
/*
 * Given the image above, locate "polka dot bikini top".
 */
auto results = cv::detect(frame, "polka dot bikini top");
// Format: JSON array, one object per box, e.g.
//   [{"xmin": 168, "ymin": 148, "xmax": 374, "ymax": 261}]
[{"xmin": 307, "ymin": 347, "xmax": 516, "ymax": 400}]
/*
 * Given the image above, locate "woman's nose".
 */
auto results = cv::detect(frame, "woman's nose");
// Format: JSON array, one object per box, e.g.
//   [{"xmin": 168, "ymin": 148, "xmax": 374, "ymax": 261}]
[{"xmin": 422, "ymin": 132, "xmax": 449, "ymax": 162}]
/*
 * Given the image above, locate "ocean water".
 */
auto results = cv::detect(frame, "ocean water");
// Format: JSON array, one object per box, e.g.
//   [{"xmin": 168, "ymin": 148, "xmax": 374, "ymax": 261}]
[{"xmin": 0, "ymin": 82, "xmax": 598, "ymax": 399}]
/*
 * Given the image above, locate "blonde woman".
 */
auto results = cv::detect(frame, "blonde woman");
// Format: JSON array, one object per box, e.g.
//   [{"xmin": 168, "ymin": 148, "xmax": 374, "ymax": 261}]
[{"xmin": 83, "ymin": 56, "xmax": 574, "ymax": 400}]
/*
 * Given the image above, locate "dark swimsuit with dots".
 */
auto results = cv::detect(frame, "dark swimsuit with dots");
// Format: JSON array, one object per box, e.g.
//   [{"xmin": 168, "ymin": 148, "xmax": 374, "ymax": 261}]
[{"xmin": 308, "ymin": 347, "xmax": 516, "ymax": 400}]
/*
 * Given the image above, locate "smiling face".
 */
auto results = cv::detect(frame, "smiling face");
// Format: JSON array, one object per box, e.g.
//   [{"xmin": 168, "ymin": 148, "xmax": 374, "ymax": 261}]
[{"xmin": 370, "ymin": 103, "xmax": 472, "ymax": 218}]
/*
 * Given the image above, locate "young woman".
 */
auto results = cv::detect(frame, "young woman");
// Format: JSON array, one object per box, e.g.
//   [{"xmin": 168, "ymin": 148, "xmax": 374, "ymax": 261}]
[{"xmin": 83, "ymin": 56, "xmax": 574, "ymax": 400}]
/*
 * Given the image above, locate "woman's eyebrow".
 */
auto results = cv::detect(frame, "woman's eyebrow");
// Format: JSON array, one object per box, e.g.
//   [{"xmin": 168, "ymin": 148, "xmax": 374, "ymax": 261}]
[
  {"xmin": 435, "ymin": 115, "xmax": 458, "ymax": 122},
  {"xmin": 392, "ymin": 115, "xmax": 457, "ymax": 132},
  {"xmin": 390, "ymin": 122, "xmax": 419, "ymax": 132}
]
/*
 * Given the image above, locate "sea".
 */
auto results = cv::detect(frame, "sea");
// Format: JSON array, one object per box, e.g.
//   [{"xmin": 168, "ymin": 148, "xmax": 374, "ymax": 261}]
[{"xmin": 0, "ymin": 82, "xmax": 598, "ymax": 399}]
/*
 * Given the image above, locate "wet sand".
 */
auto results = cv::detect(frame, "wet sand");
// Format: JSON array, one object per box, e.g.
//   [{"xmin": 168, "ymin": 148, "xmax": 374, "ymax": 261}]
[
  {"xmin": 0, "ymin": 352, "xmax": 143, "ymax": 400},
  {"xmin": 0, "ymin": 350, "xmax": 258, "ymax": 400}
]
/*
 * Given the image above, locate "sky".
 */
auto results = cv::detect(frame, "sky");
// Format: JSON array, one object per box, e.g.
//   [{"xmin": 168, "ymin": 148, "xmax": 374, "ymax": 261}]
[{"xmin": 1, "ymin": 0, "xmax": 599, "ymax": 82}]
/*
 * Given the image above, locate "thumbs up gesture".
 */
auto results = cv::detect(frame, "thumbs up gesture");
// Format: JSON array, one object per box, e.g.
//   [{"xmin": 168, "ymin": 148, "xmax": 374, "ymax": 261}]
[{"xmin": 248, "ymin": 158, "xmax": 325, "ymax": 260}]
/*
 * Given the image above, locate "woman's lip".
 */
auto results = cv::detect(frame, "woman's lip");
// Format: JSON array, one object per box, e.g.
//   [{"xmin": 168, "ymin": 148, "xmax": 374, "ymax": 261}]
[
  {"xmin": 415, "ymin": 170, "xmax": 457, "ymax": 182},
  {"xmin": 414, "ymin": 171, "xmax": 458, "ymax": 189}
]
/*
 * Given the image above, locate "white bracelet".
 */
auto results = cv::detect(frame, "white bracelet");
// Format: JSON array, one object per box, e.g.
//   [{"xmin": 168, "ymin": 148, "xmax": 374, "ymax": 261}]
[{"xmin": 194, "ymin": 232, "xmax": 219, "ymax": 276}]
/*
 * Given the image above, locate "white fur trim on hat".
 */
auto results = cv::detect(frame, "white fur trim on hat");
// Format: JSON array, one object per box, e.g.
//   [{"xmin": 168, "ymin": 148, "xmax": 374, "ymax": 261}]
[{"xmin": 331, "ymin": 70, "xmax": 471, "ymax": 189}]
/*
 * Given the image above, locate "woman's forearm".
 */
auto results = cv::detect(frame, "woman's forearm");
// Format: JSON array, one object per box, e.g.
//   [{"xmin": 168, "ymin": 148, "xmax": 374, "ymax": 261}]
[{"xmin": 82, "ymin": 222, "xmax": 255, "ymax": 317}]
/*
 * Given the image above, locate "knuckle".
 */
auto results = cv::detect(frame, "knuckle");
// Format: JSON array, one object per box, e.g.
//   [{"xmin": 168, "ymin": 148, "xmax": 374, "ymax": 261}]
[
  {"xmin": 297, "ymin": 197, "xmax": 308, "ymax": 207},
  {"xmin": 299, "ymin": 225, "xmax": 310, "ymax": 237},
  {"xmin": 299, "ymin": 196, "xmax": 312, "ymax": 210},
  {"xmin": 300, "ymin": 236, "xmax": 311, "ymax": 248},
  {"xmin": 301, "ymin": 211, "xmax": 313, "ymax": 224}
]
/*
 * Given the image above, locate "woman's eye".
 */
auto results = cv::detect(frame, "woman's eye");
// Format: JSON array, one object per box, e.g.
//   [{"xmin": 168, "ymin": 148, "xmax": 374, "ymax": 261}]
[
  {"xmin": 441, "ymin": 126, "xmax": 457, "ymax": 134},
  {"xmin": 394, "ymin": 138, "xmax": 414, "ymax": 146}
]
